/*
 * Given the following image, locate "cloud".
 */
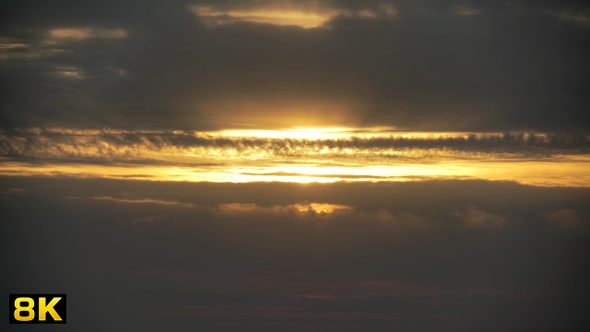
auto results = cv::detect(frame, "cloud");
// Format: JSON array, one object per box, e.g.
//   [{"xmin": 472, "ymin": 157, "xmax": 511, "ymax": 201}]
[
  {"xmin": 0, "ymin": 128, "xmax": 588, "ymax": 186},
  {"xmin": 213, "ymin": 202, "xmax": 434, "ymax": 229},
  {"xmin": 218, "ymin": 202, "xmax": 353, "ymax": 217},
  {"xmin": 46, "ymin": 27, "xmax": 128, "ymax": 43},
  {"xmin": 458, "ymin": 206, "xmax": 507, "ymax": 229},
  {"xmin": 0, "ymin": 39, "xmax": 63, "ymax": 60},
  {"xmin": 53, "ymin": 65, "xmax": 84, "ymax": 79},
  {"xmin": 541, "ymin": 208, "xmax": 588, "ymax": 232},
  {"xmin": 1, "ymin": 2, "xmax": 589, "ymax": 330},
  {"xmin": 2, "ymin": 176, "xmax": 590, "ymax": 330},
  {"xmin": 1, "ymin": 129, "xmax": 587, "ymax": 162},
  {"xmin": 453, "ymin": 5, "xmax": 481, "ymax": 16},
  {"xmin": 189, "ymin": 4, "xmax": 339, "ymax": 29},
  {"xmin": 1, "ymin": 1, "xmax": 589, "ymax": 132},
  {"xmin": 67, "ymin": 195, "xmax": 197, "ymax": 208},
  {"xmin": 189, "ymin": 1, "xmax": 398, "ymax": 29},
  {"xmin": 0, "ymin": 26, "xmax": 128, "ymax": 60},
  {"xmin": 548, "ymin": 9, "xmax": 590, "ymax": 26}
]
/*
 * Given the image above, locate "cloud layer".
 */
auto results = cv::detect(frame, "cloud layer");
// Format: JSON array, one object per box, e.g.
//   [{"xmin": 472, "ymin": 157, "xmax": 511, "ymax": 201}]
[
  {"xmin": 2, "ymin": 128, "xmax": 588, "ymax": 161},
  {"xmin": 2, "ymin": 177, "xmax": 589, "ymax": 331},
  {"xmin": 1, "ymin": 0, "xmax": 589, "ymax": 131},
  {"xmin": 1, "ymin": 128, "xmax": 588, "ymax": 186}
]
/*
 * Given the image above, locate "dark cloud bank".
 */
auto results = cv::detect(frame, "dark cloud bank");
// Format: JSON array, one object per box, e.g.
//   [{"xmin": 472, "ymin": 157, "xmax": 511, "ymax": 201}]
[
  {"xmin": 1, "ymin": 0, "xmax": 589, "ymax": 131},
  {"xmin": 1, "ymin": 130, "xmax": 588, "ymax": 165},
  {"xmin": 2, "ymin": 177, "xmax": 590, "ymax": 331}
]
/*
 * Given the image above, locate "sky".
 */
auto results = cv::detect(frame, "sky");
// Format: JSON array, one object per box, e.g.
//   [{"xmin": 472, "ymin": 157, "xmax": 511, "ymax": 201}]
[{"xmin": 1, "ymin": 0, "xmax": 589, "ymax": 331}]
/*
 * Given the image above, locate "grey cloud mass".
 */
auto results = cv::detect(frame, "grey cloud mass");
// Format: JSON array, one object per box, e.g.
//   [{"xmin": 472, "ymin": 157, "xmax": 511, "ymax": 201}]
[
  {"xmin": 2, "ymin": 177, "xmax": 590, "ymax": 331},
  {"xmin": 1, "ymin": 0, "xmax": 589, "ymax": 131}
]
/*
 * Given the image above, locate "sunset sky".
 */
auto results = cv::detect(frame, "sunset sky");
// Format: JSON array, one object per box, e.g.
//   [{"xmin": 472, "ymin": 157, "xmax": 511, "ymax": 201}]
[{"xmin": 1, "ymin": 1, "xmax": 589, "ymax": 331}]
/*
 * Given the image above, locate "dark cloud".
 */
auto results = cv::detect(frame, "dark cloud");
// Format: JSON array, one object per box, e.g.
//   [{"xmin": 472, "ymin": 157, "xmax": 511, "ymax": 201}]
[
  {"xmin": 0, "ymin": 130, "xmax": 588, "ymax": 165},
  {"xmin": 1, "ymin": 0, "xmax": 589, "ymax": 131},
  {"xmin": 1, "ymin": 177, "xmax": 589, "ymax": 331}
]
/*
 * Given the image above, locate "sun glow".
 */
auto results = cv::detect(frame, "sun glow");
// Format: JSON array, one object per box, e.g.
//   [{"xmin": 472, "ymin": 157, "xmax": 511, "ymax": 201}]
[
  {"xmin": 293, "ymin": 203, "xmax": 353, "ymax": 214},
  {"xmin": 1, "ymin": 127, "xmax": 589, "ymax": 187},
  {"xmin": 217, "ymin": 127, "xmax": 400, "ymax": 140}
]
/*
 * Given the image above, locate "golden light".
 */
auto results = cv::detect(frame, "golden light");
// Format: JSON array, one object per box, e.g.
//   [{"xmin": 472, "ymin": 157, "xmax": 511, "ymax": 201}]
[
  {"xmin": 293, "ymin": 203, "xmax": 353, "ymax": 214},
  {"xmin": 217, "ymin": 127, "xmax": 397, "ymax": 140},
  {"xmin": 1, "ymin": 127, "xmax": 589, "ymax": 187},
  {"xmin": 190, "ymin": 5, "xmax": 340, "ymax": 29},
  {"xmin": 217, "ymin": 202, "xmax": 353, "ymax": 216},
  {"xmin": 188, "ymin": 2, "xmax": 400, "ymax": 29}
]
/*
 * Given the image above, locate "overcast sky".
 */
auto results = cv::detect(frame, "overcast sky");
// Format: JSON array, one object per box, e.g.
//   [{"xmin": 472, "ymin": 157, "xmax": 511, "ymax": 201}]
[
  {"xmin": 2, "ymin": 178, "xmax": 590, "ymax": 331},
  {"xmin": 1, "ymin": 0, "xmax": 589, "ymax": 131},
  {"xmin": 1, "ymin": 1, "xmax": 590, "ymax": 331}
]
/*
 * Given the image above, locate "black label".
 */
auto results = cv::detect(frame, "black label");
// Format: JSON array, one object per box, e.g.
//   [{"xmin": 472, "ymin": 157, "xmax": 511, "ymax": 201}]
[{"xmin": 8, "ymin": 294, "xmax": 67, "ymax": 324}]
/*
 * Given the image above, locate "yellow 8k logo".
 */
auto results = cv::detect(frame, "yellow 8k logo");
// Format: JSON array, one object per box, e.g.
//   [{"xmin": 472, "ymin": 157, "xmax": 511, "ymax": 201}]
[
  {"xmin": 14, "ymin": 297, "xmax": 35, "ymax": 321},
  {"xmin": 9, "ymin": 294, "xmax": 67, "ymax": 324}
]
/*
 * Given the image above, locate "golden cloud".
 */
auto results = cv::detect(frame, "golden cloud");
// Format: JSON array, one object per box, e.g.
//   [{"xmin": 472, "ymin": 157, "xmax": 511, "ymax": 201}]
[
  {"xmin": 47, "ymin": 27, "xmax": 128, "ymax": 43},
  {"xmin": 190, "ymin": 1, "xmax": 398, "ymax": 29}
]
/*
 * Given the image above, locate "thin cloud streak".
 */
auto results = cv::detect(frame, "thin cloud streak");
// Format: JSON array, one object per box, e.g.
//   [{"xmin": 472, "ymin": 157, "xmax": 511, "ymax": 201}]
[
  {"xmin": 2, "ymin": 128, "xmax": 588, "ymax": 161},
  {"xmin": 67, "ymin": 195, "xmax": 197, "ymax": 208},
  {"xmin": 46, "ymin": 27, "xmax": 128, "ymax": 42},
  {"xmin": 0, "ymin": 26, "xmax": 129, "ymax": 60}
]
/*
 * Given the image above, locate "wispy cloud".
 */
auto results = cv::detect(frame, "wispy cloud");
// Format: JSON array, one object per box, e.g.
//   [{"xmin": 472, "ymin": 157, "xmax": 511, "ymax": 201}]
[
  {"xmin": 548, "ymin": 9, "xmax": 590, "ymax": 27},
  {"xmin": 189, "ymin": 1, "xmax": 398, "ymax": 29},
  {"xmin": 218, "ymin": 202, "xmax": 353, "ymax": 218},
  {"xmin": 0, "ymin": 38, "xmax": 63, "ymax": 60},
  {"xmin": 67, "ymin": 195, "xmax": 197, "ymax": 208},
  {"xmin": 45, "ymin": 27, "xmax": 128, "ymax": 44},
  {"xmin": 0, "ymin": 26, "xmax": 128, "ymax": 60}
]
